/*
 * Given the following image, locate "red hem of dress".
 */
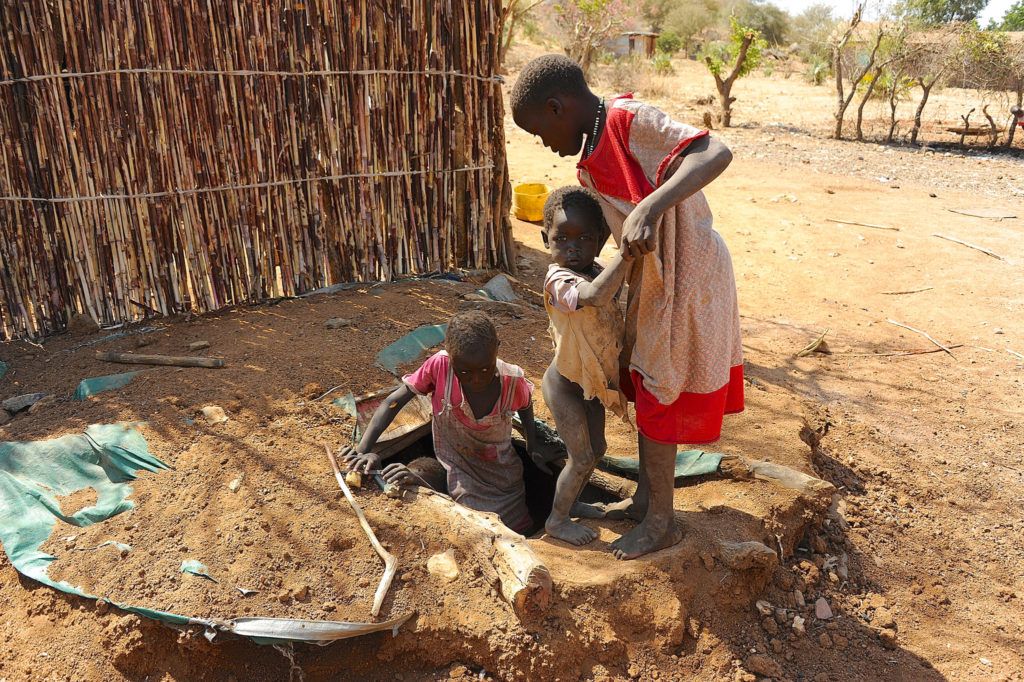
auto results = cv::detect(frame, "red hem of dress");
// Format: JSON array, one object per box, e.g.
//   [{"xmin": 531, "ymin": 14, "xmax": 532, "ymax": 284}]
[
  {"xmin": 630, "ymin": 364, "xmax": 745, "ymax": 445},
  {"xmin": 654, "ymin": 130, "xmax": 710, "ymax": 185}
]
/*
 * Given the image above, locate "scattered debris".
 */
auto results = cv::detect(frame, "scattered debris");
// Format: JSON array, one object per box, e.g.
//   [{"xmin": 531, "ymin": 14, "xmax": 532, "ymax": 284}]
[
  {"xmin": 180, "ymin": 560, "xmax": 218, "ymax": 582},
  {"xmin": 201, "ymin": 406, "xmax": 229, "ymax": 425},
  {"xmin": 795, "ymin": 328, "xmax": 831, "ymax": 357},
  {"xmin": 188, "ymin": 341, "xmax": 211, "ymax": 351},
  {"xmin": 2, "ymin": 392, "xmax": 49, "ymax": 414},
  {"xmin": 815, "ymin": 597, "xmax": 833, "ymax": 619},
  {"xmin": 327, "ymin": 446, "xmax": 397, "ymax": 617},
  {"xmin": 932, "ymin": 234, "xmax": 1006, "ymax": 261},
  {"xmin": 427, "ymin": 550, "xmax": 460, "ymax": 581},
  {"xmin": 827, "ymin": 218, "xmax": 899, "ymax": 231},
  {"xmin": 886, "ymin": 320, "xmax": 956, "ymax": 358},
  {"xmin": 236, "ymin": 587, "xmax": 258, "ymax": 597},
  {"xmin": 325, "ymin": 318, "xmax": 354, "ymax": 329},
  {"xmin": 880, "ymin": 287, "xmax": 934, "ymax": 295},
  {"xmin": 96, "ymin": 351, "xmax": 225, "ymax": 369},
  {"xmin": 228, "ymin": 477, "xmax": 242, "ymax": 493},
  {"xmin": 947, "ymin": 207, "xmax": 1016, "ymax": 220},
  {"xmin": 980, "ymin": 657, "xmax": 993, "ymax": 667}
]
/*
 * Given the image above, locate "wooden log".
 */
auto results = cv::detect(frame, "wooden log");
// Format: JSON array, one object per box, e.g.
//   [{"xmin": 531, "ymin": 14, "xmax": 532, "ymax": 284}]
[
  {"xmin": 417, "ymin": 488, "xmax": 552, "ymax": 619},
  {"xmin": 95, "ymin": 351, "xmax": 225, "ymax": 368}
]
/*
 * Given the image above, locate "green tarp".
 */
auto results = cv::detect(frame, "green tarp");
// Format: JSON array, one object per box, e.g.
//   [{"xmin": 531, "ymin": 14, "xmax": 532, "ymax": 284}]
[
  {"xmin": 0, "ymin": 424, "xmax": 412, "ymax": 644},
  {"xmin": 73, "ymin": 371, "xmax": 141, "ymax": 400},
  {"xmin": 600, "ymin": 450, "xmax": 723, "ymax": 482},
  {"xmin": 376, "ymin": 324, "xmax": 447, "ymax": 374},
  {"xmin": 0, "ymin": 360, "xmax": 8, "ymax": 381}
]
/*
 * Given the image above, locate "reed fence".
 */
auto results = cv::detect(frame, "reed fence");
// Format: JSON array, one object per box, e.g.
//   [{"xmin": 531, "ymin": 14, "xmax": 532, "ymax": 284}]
[{"xmin": 0, "ymin": 0, "xmax": 512, "ymax": 340}]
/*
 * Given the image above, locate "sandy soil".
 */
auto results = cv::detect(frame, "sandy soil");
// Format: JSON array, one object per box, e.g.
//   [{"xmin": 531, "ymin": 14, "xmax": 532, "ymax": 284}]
[{"xmin": 1, "ymin": 47, "xmax": 1023, "ymax": 681}]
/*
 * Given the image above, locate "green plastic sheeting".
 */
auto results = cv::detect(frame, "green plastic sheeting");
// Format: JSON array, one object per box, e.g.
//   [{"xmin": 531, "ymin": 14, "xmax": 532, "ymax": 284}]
[
  {"xmin": 0, "ymin": 360, "xmax": 8, "ymax": 381},
  {"xmin": 600, "ymin": 450, "xmax": 723, "ymax": 482},
  {"xmin": 73, "ymin": 371, "xmax": 142, "ymax": 400},
  {"xmin": 376, "ymin": 324, "xmax": 447, "ymax": 374},
  {"xmin": 0, "ymin": 424, "xmax": 413, "ymax": 645},
  {"xmin": 180, "ymin": 559, "xmax": 218, "ymax": 582}
]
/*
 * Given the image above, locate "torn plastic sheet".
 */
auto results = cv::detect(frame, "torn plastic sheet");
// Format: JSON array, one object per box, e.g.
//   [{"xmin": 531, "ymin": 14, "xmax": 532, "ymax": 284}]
[
  {"xmin": 601, "ymin": 450, "xmax": 724, "ymax": 481},
  {"xmin": 0, "ymin": 423, "xmax": 412, "ymax": 645},
  {"xmin": 73, "ymin": 371, "xmax": 142, "ymax": 400},
  {"xmin": 181, "ymin": 559, "xmax": 218, "ymax": 582},
  {"xmin": 376, "ymin": 324, "xmax": 447, "ymax": 374}
]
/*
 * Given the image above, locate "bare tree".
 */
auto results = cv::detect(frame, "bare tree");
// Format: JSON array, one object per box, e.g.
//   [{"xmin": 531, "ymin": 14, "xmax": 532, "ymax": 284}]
[
  {"xmin": 831, "ymin": 4, "xmax": 889, "ymax": 140},
  {"xmin": 499, "ymin": 0, "xmax": 546, "ymax": 66},
  {"xmin": 905, "ymin": 27, "xmax": 961, "ymax": 145}
]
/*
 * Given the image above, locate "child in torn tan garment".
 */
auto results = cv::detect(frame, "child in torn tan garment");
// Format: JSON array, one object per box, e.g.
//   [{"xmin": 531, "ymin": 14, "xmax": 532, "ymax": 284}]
[{"xmin": 540, "ymin": 186, "xmax": 634, "ymax": 546}]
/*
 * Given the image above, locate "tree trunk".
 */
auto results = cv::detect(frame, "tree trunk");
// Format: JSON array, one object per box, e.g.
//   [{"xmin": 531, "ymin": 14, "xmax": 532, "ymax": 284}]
[
  {"xmin": 705, "ymin": 33, "xmax": 754, "ymax": 129},
  {"xmin": 910, "ymin": 79, "xmax": 935, "ymax": 146},
  {"xmin": 855, "ymin": 69, "xmax": 881, "ymax": 141},
  {"xmin": 887, "ymin": 90, "xmax": 899, "ymax": 143},
  {"xmin": 719, "ymin": 81, "xmax": 735, "ymax": 127}
]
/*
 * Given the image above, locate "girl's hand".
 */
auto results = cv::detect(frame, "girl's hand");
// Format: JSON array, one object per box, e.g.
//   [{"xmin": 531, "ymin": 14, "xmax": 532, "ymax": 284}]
[
  {"xmin": 380, "ymin": 463, "xmax": 416, "ymax": 488},
  {"xmin": 621, "ymin": 205, "xmax": 658, "ymax": 258},
  {"xmin": 340, "ymin": 446, "xmax": 381, "ymax": 474}
]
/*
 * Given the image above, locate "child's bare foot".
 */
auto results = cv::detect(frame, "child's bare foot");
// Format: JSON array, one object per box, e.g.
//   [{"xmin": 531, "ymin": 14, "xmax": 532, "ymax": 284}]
[
  {"xmin": 546, "ymin": 517, "xmax": 598, "ymax": 546},
  {"xmin": 598, "ymin": 496, "xmax": 647, "ymax": 522},
  {"xmin": 571, "ymin": 501, "xmax": 606, "ymax": 519},
  {"xmin": 610, "ymin": 515, "xmax": 681, "ymax": 560}
]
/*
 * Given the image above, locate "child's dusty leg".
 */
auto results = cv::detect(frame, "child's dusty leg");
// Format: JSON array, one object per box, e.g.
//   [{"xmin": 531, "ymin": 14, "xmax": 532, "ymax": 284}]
[
  {"xmin": 569, "ymin": 397, "xmax": 607, "ymax": 520},
  {"xmin": 601, "ymin": 451, "xmax": 650, "ymax": 521},
  {"xmin": 610, "ymin": 435, "xmax": 681, "ymax": 560},
  {"xmin": 542, "ymin": 366, "xmax": 600, "ymax": 546}
]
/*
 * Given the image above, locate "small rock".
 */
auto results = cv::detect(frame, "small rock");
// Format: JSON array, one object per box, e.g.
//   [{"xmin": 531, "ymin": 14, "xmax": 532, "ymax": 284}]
[
  {"xmin": 322, "ymin": 602, "xmax": 336, "ymax": 612},
  {"xmin": 325, "ymin": 318, "xmax": 354, "ymax": 329},
  {"xmin": 910, "ymin": 582, "xmax": 923, "ymax": 595},
  {"xmin": 872, "ymin": 607, "xmax": 896, "ymax": 630},
  {"xmin": 815, "ymin": 597, "xmax": 833, "ymax": 620},
  {"xmin": 292, "ymin": 584, "xmax": 310, "ymax": 602},
  {"xmin": 833, "ymin": 634, "xmax": 849, "ymax": 649},
  {"xmin": 756, "ymin": 599, "xmax": 774, "ymax": 616},
  {"xmin": 28, "ymin": 395, "xmax": 56, "ymax": 415},
  {"xmin": 95, "ymin": 599, "xmax": 109, "ymax": 615},
  {"xmin": 745, "ymin": 653, "xmax": 782, "ymax": 678},
  {"xmin": 189, "ymin": 341, "xmax": 211, "ymax": 351},
  {"xmin": 770, "ymin": 638, "xmax": 784, "ymax": 654},
  {"xmin": 980, "ymin": 657, "xmax": 992, "ymax": 667},
  {"xmin": 2, "ymin": 392, "xmax": 48, "ymax": 414},
  {"xmin": 762, "ymin": 617, "xmax": 779, "ymax": 636},
  {"xmin": 449, "ymin": 664, "xmax": 469, "ymax": 679},
  {"xmin": 627, "ymin": 663, "xmax": 641, "ymax": 678},
  {"xmin": 717, "ymin": 540, "xmax": 777, "ymax": 570},
  {"xmin": 200, "ymin": 405, "xmax": 228, "ymax": 425},
  {"xmin": 276, "ymin": 590, "xmax": 291, "ymax": 604},
  {"xmin": 427, "ymin": 550, "xmax": 460, "ymax": 581},
  {"xmin": 228, "ymin": 478, "xmax": 242, "ymax": 493},
  {"xmin": 793, "ymin": 615, "xmax": 806, "ymax": 634},
  {"xmin": 818, "ymin": 633, "xmax": 833, "ymax": 647},
  {"xmin": 699, "ymin": 551, "xmax": 715, "ymax": 570},
  {"xmin": 878, "ymin": 628, "xmax": 898, "ymax": 649},
  {"xmin": 68, "ymin": 313, "xmax": 100, "ymax": 334},
  {"xmin": 794, "ymin": 589, "xmax": 805, "ymax": 607}
]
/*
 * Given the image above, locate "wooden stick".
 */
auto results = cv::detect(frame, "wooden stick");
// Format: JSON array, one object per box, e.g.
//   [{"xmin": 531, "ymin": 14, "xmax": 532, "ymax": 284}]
[
  {"xmin": 840, "ymin": 344, "xmax": 964, "ymax": 357},
  {"xmin": 886, "ymin": 320, "xmax": 956, "ymax": 358},
  {"xmin": 795, "ymin": 328, "xmax": 830, "ymax": 358},
  {"xmin": 1008, "ymin": 349, "xmax": 1024, "ymax": 361},
  {"xmin": 326, "ymin": 446, "xmax": 397, "ymax": 618},
  {"xmin": 95, "ymin": 351, "xmax": 225, "ymax": 368},
  {"xmin": 880, "ymin": 287, "xmax": 933, "ymax": 295},
  {"xmin": 932, "ymin": 234, "xmax": 1006, "ymax": 261},
  {"xmin": 827, "ymin": 218, "xmax": 899, "ymax": 231}
]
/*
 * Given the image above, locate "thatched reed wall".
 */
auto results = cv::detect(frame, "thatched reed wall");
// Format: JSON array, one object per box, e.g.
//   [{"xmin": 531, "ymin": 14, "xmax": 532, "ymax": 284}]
[{"xmin": 0, "ymin": 1, "xmax": 512, "ymax": 339}]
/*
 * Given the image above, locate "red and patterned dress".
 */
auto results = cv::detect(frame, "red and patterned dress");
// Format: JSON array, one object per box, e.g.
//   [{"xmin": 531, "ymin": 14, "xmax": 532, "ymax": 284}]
[{"xmin": 577, "ymin": 94, "xmax": 744, "ymax": 445}]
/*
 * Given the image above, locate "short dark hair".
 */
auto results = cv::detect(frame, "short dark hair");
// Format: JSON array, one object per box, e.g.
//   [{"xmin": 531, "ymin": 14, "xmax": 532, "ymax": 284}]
[
  {"xmin": 446, "ymin": 310, "xmax": 498, "ymax": 357},
  {"xmin": 543, "ymin": 186, "xmax": 607, "ymax": 237},
  {"xmin": 510, "ymin": 54, "xmax": 589, "ymax": 118}
]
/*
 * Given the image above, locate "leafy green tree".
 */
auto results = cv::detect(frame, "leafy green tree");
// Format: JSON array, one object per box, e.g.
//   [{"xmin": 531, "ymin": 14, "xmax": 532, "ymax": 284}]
[
  {"xmin": 656, "ymin": 30, "xmax": 684, "ymax": 54},
  {"xmin": 730, "ymin": 0, "xmax": 790, "ymax": 45},
  {"xmin": 701, "ymin": 18, "xmax": 767, "ymax": 126},
  {"xmin": 901, "ymin": 0, "xmax": 989, "ymax": 26},
  {"xmin": 995, "ymin": 0, "xmax": 1024, "ymax": 30},
  {"xmin": 664, "ymin": 0, "xmax": 722, "ymax": 55},
  {"xmin": 793, "ymin": 3, "xmax": 837, "ymax": 63}
]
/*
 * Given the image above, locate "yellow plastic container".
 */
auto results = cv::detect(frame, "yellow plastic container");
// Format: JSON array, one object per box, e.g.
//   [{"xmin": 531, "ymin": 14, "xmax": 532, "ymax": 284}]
[{"xmin": 512, "ymin": 183, "xmax": 551, "ymax": 222}]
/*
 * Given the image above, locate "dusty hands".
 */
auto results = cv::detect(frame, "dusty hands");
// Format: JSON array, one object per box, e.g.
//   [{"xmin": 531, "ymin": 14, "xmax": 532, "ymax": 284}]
[
  {"xmin": 339, "ymin": 446, "xmax": 381, "ymax": 474},
  {"xmin": 620, "ymin": 205, "xmax": 657, "ymax": 258},
  {"xmin": 379, "ymin": 462, "xmax": 419, "ymax": 488}
]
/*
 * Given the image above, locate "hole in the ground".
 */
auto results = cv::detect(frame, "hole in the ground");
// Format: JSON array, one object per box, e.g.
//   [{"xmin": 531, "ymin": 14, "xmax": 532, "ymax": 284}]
[{"xmin": 385, "ymin": 432, "xmax": 619, "ymax": 536}]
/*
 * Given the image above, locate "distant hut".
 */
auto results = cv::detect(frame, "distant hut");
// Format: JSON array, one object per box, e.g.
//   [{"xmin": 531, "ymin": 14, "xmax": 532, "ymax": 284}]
[{"xmin": 607, "ymin": 31, "xmax": 660, "ymax": 59}]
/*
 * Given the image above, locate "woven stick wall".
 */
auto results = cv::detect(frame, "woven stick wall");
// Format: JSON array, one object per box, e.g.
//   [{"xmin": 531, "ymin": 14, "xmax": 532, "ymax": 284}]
[{"xmin": 0, "ymin": 1, "xmax": 512, "ymax": 339}]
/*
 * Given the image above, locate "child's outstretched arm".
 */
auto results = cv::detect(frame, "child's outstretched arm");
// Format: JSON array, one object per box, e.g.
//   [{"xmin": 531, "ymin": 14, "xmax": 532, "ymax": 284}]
[
  {"xmin": 340, "ymin": 384, "xmax": 417, "ymax": 473},
  {"xmin": 621, "ymin": 135, "xmax": 733, "ymax": 258},
  {"xmin": 574, "ymin": 252, "xmax": 633, "ymax": 308}
]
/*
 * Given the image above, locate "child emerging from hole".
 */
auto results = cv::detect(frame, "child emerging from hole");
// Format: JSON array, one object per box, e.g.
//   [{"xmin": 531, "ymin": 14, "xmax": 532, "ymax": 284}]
[
  {"xmin": 340, "ymin": 311, "xmax": 542, "ymax": 534},
  {"xmin": 540, "ymin": 186, "xmax": 633, "ymax": 546},
  {"xmin": 512, "ymin": 55, "xmax": 745, "ymax": 559}
]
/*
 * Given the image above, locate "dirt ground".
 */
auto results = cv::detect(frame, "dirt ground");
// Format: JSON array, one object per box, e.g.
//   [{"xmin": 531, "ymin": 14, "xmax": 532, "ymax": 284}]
[{"xmin": 2, "ymin": 47, "xmax": 1023, "ymax": 681}]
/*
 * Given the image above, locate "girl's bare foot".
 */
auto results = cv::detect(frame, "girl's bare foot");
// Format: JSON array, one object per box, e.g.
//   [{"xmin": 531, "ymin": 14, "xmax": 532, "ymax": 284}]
[
  {"xmin": 598, "ymin": 496, "xmax": 647, "ymax": 521},
  {"xmin": 545, "ymin": 517, "xmax": 598, "ymax": 546},
  {"xmin": 571, "ymin": 501, "xmax": 607, "ymax": 519},
  {"xmin": 609, "ymin": 515, "xmax": 681, "ymax": 560}
]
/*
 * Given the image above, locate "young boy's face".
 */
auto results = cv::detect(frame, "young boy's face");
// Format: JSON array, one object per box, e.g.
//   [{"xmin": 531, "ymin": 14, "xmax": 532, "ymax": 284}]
[
  {"xmin": 544, "ymin": 206, "xmax": 602, "ymax": 273},
  {"xmin": 514, "ymin": 98, "xmax": 585, "ymax": 158},
  {"xmin": 450, "ymin": 343, "xmax": 499, "ymax": 393}
]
